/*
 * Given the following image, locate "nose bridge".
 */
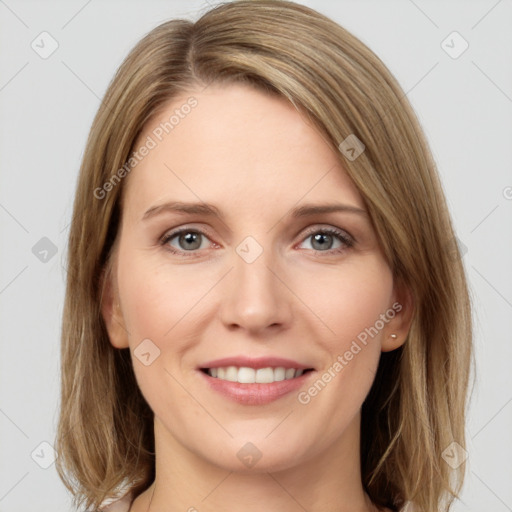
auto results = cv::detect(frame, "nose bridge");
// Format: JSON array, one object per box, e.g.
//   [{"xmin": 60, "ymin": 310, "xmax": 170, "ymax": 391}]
[
  {"xmin": 235, "ymin": 249, "xmax": 276, "ymax": 299},
  {"xmin": 220, "ymin": 240, "xmax": 291, "ymax": 332}
]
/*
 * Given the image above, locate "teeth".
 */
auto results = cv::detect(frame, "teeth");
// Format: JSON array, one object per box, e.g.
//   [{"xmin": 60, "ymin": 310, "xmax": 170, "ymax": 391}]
[
  {"xmin": 238, "ymin": 367, "xmax": 255, "ymax": 383},
  {"xmin": 225, "ymin": 366, "xmax": 238, "ymax": 382},
  {"xmin": 206, "ymin": 366, "xmax": 307, "ymax": 383},
  {"xmin": 274, "ymin": 367, "xmax": 285, "ymax": 381}
]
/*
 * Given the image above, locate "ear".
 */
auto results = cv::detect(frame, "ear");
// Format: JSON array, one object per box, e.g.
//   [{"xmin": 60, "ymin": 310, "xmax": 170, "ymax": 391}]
[
  {"xmin": 100, "ymin": 266, "xmax": 130, "ymax": 349},
  {"xmin": 381, "ymin": 280, "xmax": 415, "ymax": 352}
]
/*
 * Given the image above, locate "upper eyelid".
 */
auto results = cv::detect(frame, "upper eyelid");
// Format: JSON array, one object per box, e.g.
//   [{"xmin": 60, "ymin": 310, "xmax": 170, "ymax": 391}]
[
  {"xmin": 161, "ymin": 224, "xmax": 215, "ymax": 240},
  {"xmin": 299, "ymin": 224, "xmax": 352, "ymax": 237}
]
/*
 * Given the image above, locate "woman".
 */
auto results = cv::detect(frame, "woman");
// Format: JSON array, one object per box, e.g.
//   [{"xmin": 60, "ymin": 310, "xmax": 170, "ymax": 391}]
[{"xmin": 55, "ymin": 1, "xmax": 473, "ymax": 511}]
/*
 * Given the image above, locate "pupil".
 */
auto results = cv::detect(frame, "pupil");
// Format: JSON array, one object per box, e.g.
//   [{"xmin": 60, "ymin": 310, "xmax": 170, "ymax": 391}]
[
  {"xmin": 312, "ymin": 233, "xmax": 332, "ymax": 250},
  {"xmin": 179, "ymin": 232, "xmax": 201, "ymax": 250}
]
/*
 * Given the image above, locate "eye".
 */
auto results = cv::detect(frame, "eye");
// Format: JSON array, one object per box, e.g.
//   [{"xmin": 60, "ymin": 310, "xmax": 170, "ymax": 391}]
[
  {"xmin": 298, "ymin": 228, "xmax": 353, "ymax": 253},
  {"xmin": 161, "ymin": 229, "xmax": 212, "ymax": 253}
]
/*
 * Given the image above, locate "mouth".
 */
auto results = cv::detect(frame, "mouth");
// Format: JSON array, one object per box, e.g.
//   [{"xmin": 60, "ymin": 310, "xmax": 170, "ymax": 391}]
[
  {"xmin": 197, "ymin": 354, "xmax": 316, "ymax": 406},
  {"xmin": 200, "ymin": 366, "xmax": 314, "ymax": 383},
  {"xmin": 197, "ymin": 356, "xmax": 316, "ymax": 405}
]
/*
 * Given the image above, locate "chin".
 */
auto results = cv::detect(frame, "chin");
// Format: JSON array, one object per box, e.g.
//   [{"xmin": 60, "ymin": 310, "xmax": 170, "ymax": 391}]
[{"xmin": 194, "ymin": 434, "xmax": 314, "ymax": 474}]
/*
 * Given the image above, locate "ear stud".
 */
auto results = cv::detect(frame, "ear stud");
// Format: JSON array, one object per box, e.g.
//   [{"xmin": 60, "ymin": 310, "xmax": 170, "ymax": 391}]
[{"xmin": 390, "ymin": 334, "xmax": 397, "ymax": 339}]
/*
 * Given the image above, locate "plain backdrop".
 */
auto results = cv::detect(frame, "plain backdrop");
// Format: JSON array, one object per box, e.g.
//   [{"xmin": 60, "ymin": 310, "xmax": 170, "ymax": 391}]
[{"xmin": 1, "ymin": 0, "xmax": 511, "ymax": 510}]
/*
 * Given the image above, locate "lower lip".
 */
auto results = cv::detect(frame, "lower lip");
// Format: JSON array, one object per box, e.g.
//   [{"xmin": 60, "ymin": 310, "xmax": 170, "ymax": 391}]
[{"xmin": 199, "ymin": 370, "xmax": 313, "ymax": 405}]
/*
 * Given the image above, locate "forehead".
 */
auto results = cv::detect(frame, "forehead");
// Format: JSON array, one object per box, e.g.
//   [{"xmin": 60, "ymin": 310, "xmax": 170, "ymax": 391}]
[{"xmin": 123, "ymin": 83, "xmax": 364, "ymax": 219}]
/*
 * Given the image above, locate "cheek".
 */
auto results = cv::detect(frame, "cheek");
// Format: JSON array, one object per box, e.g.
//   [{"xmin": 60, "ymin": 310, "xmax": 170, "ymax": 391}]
[
  {"xmin": 116, "ymin": 249, "xmax": 217, "ymax": 352},
  {"xmin": 115, "ymin": 250, "xmax": 213, "ymax": 410},
  {"xmin": 293, "ymin": 258, "xmax": 392, "ymax": 404},
  {"xmin": 294, "ymin": 258, "xmax": 394, "ymax": 348},
  {"xmin": 292, "ymin": 261, "xmax": 392, "ymax": 434},
  {"xmin": 118, "ymin": 260, "xmax": 170, "ymax": 338}
]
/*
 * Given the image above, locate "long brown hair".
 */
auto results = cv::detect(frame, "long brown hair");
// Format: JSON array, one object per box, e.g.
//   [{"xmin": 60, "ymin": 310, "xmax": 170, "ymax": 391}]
[{"xmin": 55, "ymin": 2, "xmax": 473, "ymax": 510}]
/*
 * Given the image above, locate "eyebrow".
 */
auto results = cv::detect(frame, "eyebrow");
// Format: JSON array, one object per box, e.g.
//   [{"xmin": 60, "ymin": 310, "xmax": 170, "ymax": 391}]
[
  {"xmin": 141, "ymin": 201, "xmax": 368, "ymax": 222},
  {"xmin": 291, "ymin": 203, "xmax": 368, "ymax": 218},
  {"xmin": 142, "ymin": 201, "xmax": 223, "ymax": 221}
]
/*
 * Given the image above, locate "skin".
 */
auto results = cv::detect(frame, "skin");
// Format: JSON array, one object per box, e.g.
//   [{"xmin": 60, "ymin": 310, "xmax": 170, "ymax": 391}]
[{"xmin": 102, "ymin": 82, "xmax": 413, "ymax": 512}]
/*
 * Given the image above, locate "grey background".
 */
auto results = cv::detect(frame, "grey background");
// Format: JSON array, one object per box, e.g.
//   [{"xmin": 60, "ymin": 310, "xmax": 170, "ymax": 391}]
[{"xmin": 1, "ymin": 0, "xmax": 511, "ymax": 510}]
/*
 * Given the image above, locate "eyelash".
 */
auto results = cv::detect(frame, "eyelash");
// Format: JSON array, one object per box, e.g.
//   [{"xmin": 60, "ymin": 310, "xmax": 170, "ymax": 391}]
[
  {"xmin": 301, "ymin": 227, "xmax": 354, "ymax": 253},
  {"xmin": 159, "ymin": 226, "xmax": 355, "ymax": 257}
]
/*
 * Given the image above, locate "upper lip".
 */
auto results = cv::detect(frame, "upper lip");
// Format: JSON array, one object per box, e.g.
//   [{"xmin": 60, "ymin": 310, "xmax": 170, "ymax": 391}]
[{"xmin": 199, "ymin": 356, "xmax": 314, "ymax": 370}]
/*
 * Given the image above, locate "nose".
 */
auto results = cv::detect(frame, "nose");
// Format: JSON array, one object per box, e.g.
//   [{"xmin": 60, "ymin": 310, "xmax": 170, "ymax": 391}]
[{"xmin": 218, "ymin": 248, "xmax": 292, "ymax": 336}]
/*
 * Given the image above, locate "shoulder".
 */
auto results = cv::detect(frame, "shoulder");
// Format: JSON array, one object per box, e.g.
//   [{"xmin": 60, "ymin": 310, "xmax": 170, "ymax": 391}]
[{"xmin": 98, "ymin": 492, "xmax": 133, "ymax": 512}]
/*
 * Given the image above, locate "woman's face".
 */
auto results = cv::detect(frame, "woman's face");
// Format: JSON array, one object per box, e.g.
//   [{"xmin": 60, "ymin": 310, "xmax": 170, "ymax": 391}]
[{"xmin": 103, "ymin": 82, "xmax": 409, "ymax": 473}]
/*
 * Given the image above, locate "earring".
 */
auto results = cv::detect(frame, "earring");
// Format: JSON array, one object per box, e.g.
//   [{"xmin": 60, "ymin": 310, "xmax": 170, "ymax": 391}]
[{"xmin": 390, "ymin": 333, "xmax": 397, "ymax": 339}]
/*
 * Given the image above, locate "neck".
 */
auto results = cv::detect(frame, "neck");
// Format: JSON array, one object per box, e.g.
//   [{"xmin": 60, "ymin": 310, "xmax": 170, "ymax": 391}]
[{"xmin": 130, "ymin": 411, "xmax": 376, "ymax": 512}]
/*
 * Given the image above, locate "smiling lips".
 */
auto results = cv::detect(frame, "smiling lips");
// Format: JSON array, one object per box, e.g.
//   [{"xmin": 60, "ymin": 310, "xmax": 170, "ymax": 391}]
[{"xmin": 199, "ymin": 356, "xmax": 315, "ymax": 405}]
